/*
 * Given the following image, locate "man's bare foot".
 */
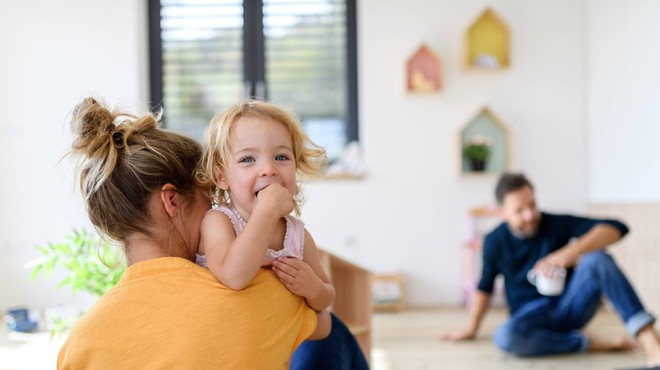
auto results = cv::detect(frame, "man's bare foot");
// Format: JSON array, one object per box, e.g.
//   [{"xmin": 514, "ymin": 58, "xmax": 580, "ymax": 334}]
[
  {"xmin": 636, "ymin": 326, "xmax": 660, "ymax": 367},
  {"xmin": 647, "ymin": 349, "xmax": 660, "ymax": 368},
  {"xmin": 585, "ymin": 331, "xmax": 637, "ymax": 352}
]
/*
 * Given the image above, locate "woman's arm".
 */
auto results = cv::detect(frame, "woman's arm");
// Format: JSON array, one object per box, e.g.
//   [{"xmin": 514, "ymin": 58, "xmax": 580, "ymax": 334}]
[{"xmin": 306, "ymin": 309, "xmax": 332, "ymax": 340}]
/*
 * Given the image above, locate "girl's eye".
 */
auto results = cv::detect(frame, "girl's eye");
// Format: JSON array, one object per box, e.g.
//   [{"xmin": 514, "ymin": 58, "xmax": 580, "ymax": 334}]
[
  {"xmin": 239, "ymin": 157, "xmax": 255, "ymax": 163},
  {"xmin": 275, "ymin": 154, "xmax": 289, "ymax": 161}
]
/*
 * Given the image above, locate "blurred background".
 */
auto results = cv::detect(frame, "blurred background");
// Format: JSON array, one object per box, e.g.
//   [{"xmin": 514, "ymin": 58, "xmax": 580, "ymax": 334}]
[{"xmin": 1, "ymin": 0, "xmax": 659, "ymax": 346}]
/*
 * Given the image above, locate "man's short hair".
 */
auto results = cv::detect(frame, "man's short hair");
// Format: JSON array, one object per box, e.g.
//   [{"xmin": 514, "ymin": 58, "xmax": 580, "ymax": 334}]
[{"xmin": 495, "ymin": 173, "xmax": 534, "ymax": 204}]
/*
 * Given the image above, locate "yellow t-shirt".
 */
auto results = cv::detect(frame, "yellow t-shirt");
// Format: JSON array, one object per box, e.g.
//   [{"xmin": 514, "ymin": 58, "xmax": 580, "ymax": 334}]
[{"xmin": 57, "ymin": 257, "xmax": 316, "ymax": 369}]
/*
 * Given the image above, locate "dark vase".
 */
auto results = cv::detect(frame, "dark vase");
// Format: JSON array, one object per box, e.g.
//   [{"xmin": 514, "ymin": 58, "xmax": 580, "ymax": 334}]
[{"xmin": 470, "ymin": 158, "xmax": 486, "ymax": 172}]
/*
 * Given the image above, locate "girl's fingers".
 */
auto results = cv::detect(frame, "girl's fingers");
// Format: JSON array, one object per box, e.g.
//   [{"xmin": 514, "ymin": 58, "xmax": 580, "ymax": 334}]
[
  {"xmin": 273, "ymin": 258, "xmax": 300, "ymax": 275},
  {"xmin": 274, "ymin": 264, "xmax": 296, "ymax": 282}
]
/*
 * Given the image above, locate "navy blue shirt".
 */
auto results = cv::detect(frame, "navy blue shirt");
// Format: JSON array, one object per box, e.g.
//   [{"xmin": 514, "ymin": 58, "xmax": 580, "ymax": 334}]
[{"xmin": 477, "ymin": 212, "xmax": 628, "ymax": 314}]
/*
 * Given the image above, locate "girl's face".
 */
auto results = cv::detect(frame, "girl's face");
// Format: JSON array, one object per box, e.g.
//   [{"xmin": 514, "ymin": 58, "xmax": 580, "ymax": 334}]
[{"xmin": 219, "ymin": 115, "xmax": 297, "ymax": 218}]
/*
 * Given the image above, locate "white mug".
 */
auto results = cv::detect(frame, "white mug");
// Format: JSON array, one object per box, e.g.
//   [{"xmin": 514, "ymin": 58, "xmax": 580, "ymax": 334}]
[{"xmin": 527, "ymin": 267, "xmax": 566, "ymax": 296}]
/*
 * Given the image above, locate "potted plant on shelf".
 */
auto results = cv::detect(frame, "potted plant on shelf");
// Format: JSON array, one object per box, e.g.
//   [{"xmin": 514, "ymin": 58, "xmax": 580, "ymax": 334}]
[{"xmin": 463, "ymin": 135, "xmax": 491, "ymax": 172}]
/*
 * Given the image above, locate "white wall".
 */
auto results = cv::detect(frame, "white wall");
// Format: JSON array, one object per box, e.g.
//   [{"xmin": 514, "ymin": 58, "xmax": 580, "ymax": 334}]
[
  {"xmin": 0, "ymin": 0, "xmax": 147, "ymax": 311},
  {"xmin": 0, "ymin": 0, "xmax": 591, "ymax": 310},
  {"xmin": 303, "ymin": 0, "xmax": 588, "ymax": 306},
  {"xmin": 586, "ymin": 0, "xmax": 660, "ymax": 203}
]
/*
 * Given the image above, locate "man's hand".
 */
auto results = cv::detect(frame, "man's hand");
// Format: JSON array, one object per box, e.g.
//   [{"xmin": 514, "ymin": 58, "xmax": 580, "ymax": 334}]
[
  {"xmin": 437, "ymin": 291, "xmax": 490, "ymax": 343},
  {"xmin": 534, "ymin": 224, "xmax": 623, "ymax": 276},
  {"xmin": 437, "ymin": 328, "xmax": 477, "ymax": 341},
  {"xmin": 534, "ymin": 246, "xmax": 580, "ymax": 276}
]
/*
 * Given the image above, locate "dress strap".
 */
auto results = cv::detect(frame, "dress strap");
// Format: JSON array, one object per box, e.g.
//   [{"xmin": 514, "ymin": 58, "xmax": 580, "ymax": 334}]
[{"xmin": 207, "ymin": 204, "xmax": 245, "ymax": 235}]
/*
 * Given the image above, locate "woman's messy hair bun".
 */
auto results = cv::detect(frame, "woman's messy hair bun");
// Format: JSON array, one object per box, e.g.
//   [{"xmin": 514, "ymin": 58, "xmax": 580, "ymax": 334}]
[
  {"xmin": 68, "ymin": 96, "xmax": 203, "ymax": 243},
  {"xmin": 70, "ymin": 98, "xmax": 202, "ymax": 242},
  {"xmin": 70, "ymin": 97, "xmax": 158, "ymax": 201},
  {"xmin": 71, "ymin": 97, "xmax": 119, "ymax": 157}
]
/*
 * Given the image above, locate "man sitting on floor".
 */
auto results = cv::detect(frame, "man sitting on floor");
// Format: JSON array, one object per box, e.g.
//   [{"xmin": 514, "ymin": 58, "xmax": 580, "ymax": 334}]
[{"xmin": 438, "ymin": 172, "xmax": 660, "ymax": 367}]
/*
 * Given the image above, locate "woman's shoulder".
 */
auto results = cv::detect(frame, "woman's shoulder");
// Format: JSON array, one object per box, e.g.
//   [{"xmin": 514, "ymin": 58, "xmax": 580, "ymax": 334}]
[{"xmin": 59, "ymin": 258, "xmax": 315, "ymax": 368}]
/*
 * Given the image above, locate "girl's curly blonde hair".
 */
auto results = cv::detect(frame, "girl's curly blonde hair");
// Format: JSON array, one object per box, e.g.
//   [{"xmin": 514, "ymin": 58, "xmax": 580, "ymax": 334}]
[{"xmin": 195, "ymin": 100, "xmax": 327, "ymax": 215}]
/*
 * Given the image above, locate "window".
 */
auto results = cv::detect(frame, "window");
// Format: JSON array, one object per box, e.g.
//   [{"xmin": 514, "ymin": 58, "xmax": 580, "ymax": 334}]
[{"xmin": 148, "ymin": 0, "xmax": 358, "ymax": 162}]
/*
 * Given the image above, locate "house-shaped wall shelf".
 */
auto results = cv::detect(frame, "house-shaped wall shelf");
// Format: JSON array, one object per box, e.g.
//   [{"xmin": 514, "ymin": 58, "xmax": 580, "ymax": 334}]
[
  {"xmin": 406, "ymin": 44, "xmax": 442, "ymax": 93},
  {"xmin": 459, "ymin": 107, "xmax": 510, "ymax": 175},
  {"xmin": 465, "ymin": 8, "xmax": 510, "ymax": 70}
]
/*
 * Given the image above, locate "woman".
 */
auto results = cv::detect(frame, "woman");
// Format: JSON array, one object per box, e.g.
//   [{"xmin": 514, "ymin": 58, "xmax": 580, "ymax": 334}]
[{"xmin": 58, "ymin": 97, "xmax": 324, "ymax": 369}]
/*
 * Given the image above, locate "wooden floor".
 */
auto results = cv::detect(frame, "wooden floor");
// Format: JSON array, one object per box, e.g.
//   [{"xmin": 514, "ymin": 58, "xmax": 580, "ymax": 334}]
[
  {"xmin": 0, "ymin": 306, "xmax": 653, "ymax": 369},
  {"xmin": 372, "ymin": 306, "xmax": 649, "ymax": 370}
]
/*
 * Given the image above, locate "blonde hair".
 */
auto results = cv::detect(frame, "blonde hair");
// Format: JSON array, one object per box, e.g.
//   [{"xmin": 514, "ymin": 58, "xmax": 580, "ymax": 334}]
[
  {"xmin": 196, "ymin": 100, "xmax": 327, "ymax": 215},
  {"xmin": 70, "ymin": 97, "xmax": 202, "ymax": 243}
]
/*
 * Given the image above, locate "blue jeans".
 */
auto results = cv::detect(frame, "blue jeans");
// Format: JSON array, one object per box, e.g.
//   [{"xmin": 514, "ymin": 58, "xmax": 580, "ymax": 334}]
[
  {"xmin": 494, "ymin": 251, "xmax": 655, "ymax": 356},
  {"xmin": 290, "ymin": 312, "xmax": 370, "ymax": 370}
]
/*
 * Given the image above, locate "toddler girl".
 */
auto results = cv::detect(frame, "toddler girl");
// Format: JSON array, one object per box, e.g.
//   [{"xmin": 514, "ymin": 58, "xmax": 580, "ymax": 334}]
[{"xmin": 195, "ymin": 100, "xmax": 336, "ymax": 316}]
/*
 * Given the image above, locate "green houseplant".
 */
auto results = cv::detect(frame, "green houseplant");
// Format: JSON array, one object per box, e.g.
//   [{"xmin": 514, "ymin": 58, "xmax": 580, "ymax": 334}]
[
  {"xmin": 463, "ymin": 136, "xmax": 492, "ymax": 172},
  {"xmin": 27, "ymin": 229, "xmax": 125, "ymax": 337}
]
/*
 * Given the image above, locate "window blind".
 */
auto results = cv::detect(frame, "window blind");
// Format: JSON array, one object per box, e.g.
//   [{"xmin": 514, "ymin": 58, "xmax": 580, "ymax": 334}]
[
  {"xmin": 155, "ymin": 0, "xmax": 355, "ymax": 160},
  {"xmin": 160, "ymin": 0, "xmax": 244, "ymax": 139}
]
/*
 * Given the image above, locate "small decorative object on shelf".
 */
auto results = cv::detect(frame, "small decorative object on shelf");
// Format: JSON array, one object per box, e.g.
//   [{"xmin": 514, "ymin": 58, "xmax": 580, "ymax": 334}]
[
  {"xmin": 463, "ymin": 135, "xmax": 491, "ymax": 172},
  {"xmin": 459, "ymin": 107, "xmax": 510, "ymax": 175},
  {"xmin": 372, "ymin": 273, "xmax": 405, "ymax": 312},
  {"xmin": 323, "ymin": 141, "xmax": 366, "ymax": 179},
  {"xmin": 465, "ymin": 7, "xmax": 510, "ymax": 70},
  {"xmin": 406, "ymin": 44, "xmax": 442, "ymax": 93}
]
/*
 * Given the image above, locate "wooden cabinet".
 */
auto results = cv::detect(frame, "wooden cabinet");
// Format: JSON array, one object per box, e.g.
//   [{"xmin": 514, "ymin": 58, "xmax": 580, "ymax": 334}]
[{"xmin": 319, "ymin": 249, "xmax": 372, "ymax": 363}]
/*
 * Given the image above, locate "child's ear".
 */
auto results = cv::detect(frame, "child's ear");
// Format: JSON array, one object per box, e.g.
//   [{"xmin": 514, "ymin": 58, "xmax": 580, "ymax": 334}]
[{"xmin": 216, "ymin": 167, "xmax": 229, "ymax": 190}]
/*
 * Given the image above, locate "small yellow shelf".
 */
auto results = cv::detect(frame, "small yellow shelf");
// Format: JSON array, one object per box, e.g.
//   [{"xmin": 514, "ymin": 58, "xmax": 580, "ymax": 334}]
[{"xmin": 465, "ymin": 7, "xmax": 510, "ymax": 70}]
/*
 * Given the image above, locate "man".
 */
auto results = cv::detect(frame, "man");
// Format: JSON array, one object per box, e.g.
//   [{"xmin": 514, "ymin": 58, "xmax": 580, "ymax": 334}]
[{"xmin": 439, "ymin": 173, "xmax": 660, "ymax": 367}]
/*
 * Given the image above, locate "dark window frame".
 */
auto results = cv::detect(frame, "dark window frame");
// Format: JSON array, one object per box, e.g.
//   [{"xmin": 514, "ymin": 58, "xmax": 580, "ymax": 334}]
[{"xmin": 147, "ymin": 0, "xmax": 359, "ymax": 144}]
